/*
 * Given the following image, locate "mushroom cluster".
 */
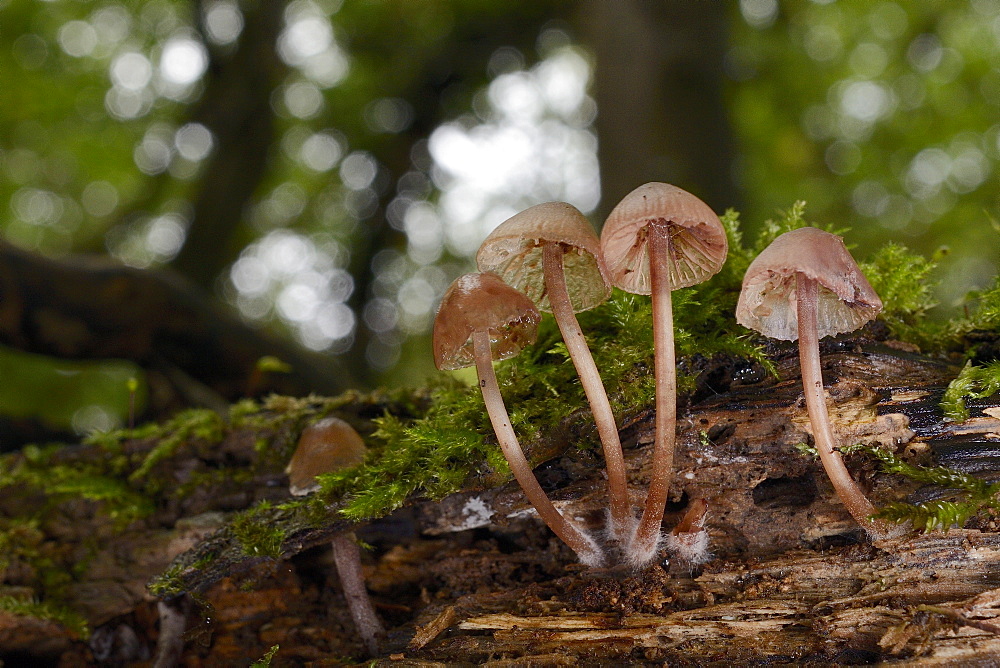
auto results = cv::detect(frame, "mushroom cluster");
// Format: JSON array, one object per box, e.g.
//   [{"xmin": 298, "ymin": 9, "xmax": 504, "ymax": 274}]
[
  {"xmin": 423, "ymin": 191, "xmax": 891, "ymax": 571},
  {"xmin": 601, "ymin": 183, "xmax": 728, "ymax": 567}
]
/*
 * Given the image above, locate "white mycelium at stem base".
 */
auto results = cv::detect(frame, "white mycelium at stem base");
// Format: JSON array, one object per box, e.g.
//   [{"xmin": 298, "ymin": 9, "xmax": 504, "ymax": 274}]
[
  {"xmin": 665, "ymin": 498, "xmax": 711, "ymax": 566},
  {"xmin": 433, "ymin": 271, "xmax": 605, "ymax": 567},
  {"xmin": 736, "ymin": 226, "xmax": 892, "ymax": 537},
  {"xmin": 601, "ymin": 183, "xmax": 728, "ymax": 567}
]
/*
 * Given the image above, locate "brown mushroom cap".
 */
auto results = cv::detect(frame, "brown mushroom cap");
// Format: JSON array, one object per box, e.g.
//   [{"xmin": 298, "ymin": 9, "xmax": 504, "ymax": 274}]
[
  {"xmin": 735, "ymin": 227, "xmax": 883, "ymax": 341},
  {"xmin": 476, "ymin": 202, "xmax": 611, "ymax": 313},
  {"xmin": 286, "ymin": 416, "xmax": 367, "ymax": 496},
  {"xmin": 601, "ymin": 183, "xmax": 728, "ymax": 294},
  {"xmin": 432, "ymin": 272, "xmax": 541, "ymax": 371}
]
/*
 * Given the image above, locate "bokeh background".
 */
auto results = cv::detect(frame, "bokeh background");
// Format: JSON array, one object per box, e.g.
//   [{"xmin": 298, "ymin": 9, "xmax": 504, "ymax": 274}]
[{"xmin": 1, "ymin": 0, "xmax": 997, "ymax": 440}]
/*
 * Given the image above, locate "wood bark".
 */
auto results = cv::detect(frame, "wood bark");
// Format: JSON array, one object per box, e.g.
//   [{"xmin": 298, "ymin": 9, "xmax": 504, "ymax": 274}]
[{"xmin": 7, "ymin": 343, "xmax": 1000, "ymax": 664}]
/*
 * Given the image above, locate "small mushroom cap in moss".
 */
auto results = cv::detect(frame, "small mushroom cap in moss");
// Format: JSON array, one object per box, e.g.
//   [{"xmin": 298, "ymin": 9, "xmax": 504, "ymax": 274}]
[
  {"xmin": 601, "ymin": 182, "xmax": 728, "ymax": 294},
  {"xmin": 286, "ymin": 417, "xmax": 367, "ymax": 496},
  {"xmin": 432, "ymin": 272, "xmax": 541, "ymax": 371},
  {"xmin": 476, "ymin": 202, "xmax": 611, "ymax": 313},
  {"xmin": 736, "ymin": 227, "xmax": 882, "ymax": 341}
]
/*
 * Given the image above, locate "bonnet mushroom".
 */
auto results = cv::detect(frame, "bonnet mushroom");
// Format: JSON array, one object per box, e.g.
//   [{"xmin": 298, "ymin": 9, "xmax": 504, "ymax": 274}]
[
  {"xmin": 600, "ymin": 183, "xmax": 728, "ymax": 567},
  {"xmin": 434, "ymin": 271, "xmax": 605, "ymax": 567},
  {"xmin": 476, "ymin": 203, "xmax": 632, "ymax": 545},
  {"xmin": 287, "ymin": 416, "xmax": 385, "ymax": 656},
  {"xmin": 735, "ymin": 226, "xmax": 891, "ymax": 536}
]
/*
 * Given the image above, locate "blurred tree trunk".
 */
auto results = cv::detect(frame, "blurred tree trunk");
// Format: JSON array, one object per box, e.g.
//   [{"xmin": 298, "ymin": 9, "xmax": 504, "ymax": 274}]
[
  {"xmin": 170, "ymin": 0, "xmax": 288, "ymax": 289},
  {"xmin": 0, "ymin": 242, "xmax": 353, "ymax": 418},
  {"xmin": 576, "ymin": 0, "xmax": 741, "ymax": 217},
  {"xmin": 339, "ymin": 1, "xmax": 573, "ymax": 386}
]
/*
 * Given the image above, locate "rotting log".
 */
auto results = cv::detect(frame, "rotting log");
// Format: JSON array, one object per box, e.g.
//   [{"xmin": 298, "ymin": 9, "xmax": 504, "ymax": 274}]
[
  {"xmin": 413, "ymin": 531, "xmax": 1000, "ymax": 664},
  {"xmin": 9, "ymin": 341, "xmax": 1000, "ymax": 663}
]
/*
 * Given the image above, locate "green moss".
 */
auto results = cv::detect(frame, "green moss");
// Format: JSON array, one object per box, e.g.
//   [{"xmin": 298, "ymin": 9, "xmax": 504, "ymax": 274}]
[
  {"xmin": 848, "ymin": 444, "xmax": 1000, "ymax": 531},
  {"xmin": 251, "ymin": 645, "xmax": 280, "ymax": 667},
  {"xmin": 940, "ymin": 360, "xmax": 1000, "ymax": 422},
  {"xmin": 0, "ymin": 517, "xmax": 92, "ymax": 635},
  {"xmin": 129, "ymin": 409, "xmax": 224, "ymax": 485},
  {"xmin": 861, "ymin": 243, "xmax": 943, "ymax": 347},
  {"xmin": 0, "ymin": 595, "xmax": 89, "ymax": 638},
  {"xmin": 0, "ymin": 446, "xmax": 154, "ymax": 526},
  {"xmin": 958, "ymin": 273, "xmax": 1000, "ymax": 333},
  {"xmin": 148, "ymin": 553, "xmax": 217, "ymax": 598},
  {"xmin": 230, "ymin": 502, "xmax": 286, "ymax": 558},
  {"xmin": 173, "ymin": 468, "xmax": 255, "ymax": 500}
]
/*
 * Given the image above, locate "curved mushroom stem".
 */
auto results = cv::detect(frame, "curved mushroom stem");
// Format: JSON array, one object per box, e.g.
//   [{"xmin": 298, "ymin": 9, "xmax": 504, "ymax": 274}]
[
  {"xmin": 796, "ymin": 274, "xmax": 891, "ymax": 537},
  {"xmin": 331, "ymin": 531, "xmax": 385, "ymax": 657},
  {"xmin": 541, "ymin": 243, "xmax": 632, "ymax": 545},
  {"xmin": 628, "ymin": 224, "xmax": 678, "ymax": 567},
  {"xmin": 472, "ymin": 329, "xmax": 605, "ymax": 567},
  {"xmin": 152, "ymin": 596, "xmax": 189, "ymax": 668}
]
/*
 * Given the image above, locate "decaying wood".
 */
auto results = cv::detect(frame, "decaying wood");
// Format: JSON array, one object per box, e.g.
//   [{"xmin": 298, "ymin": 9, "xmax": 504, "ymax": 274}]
[
  {"xmin": 413, "ymin": 531, "xmax": 1000, "ymax": 664},
  {"xmin": 10, "ymin": 341, "xmax": 1000, "ymax": 664}
]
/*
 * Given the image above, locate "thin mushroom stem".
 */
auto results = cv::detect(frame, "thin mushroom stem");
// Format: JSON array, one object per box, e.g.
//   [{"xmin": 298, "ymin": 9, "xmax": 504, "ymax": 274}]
[
  {"xmin": 331, "ymin": 531, "xmax": 385, "ymax": 657},
  {"xmin": 630, "ymin": 223, "xmax": 678, "ymax": 565},
  {"xmin": 472, "ymin": 329, "xmax": 605, "ymax": 566},
  {"xmin": 796, "ymin": 274, "xmax": 890, "ymax": 537},
  {"xmin": 541, "ymin": 242, "xmax": 632, "ymax": 544},
  {"xmin": 152, "ymin": 596, "xmax": 189, "ymax": 668}
]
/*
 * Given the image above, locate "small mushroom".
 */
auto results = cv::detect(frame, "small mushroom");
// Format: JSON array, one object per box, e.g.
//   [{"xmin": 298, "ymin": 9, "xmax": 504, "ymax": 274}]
[
  {"xmin": 600, "ymin": 183, "xmax": 728, "ymax": 567},
  {"xmin": 476, "ymin": 203, "xmax": 631, "ymax": 545},
  {"xmin": 735, "ymin": 226, "xmax": 891, "ymax": 536},
  {"xmin": 287, "ymin": 417, "xmax": 385, "ymax": 656},
  {"xmin": 287, "ymin": 416, "xmax": 367, "ymax": 496},
  {"xmin": 664, "ymin": 498, "xmax": 711, "ymax": 567},
  {"xmin": 433, "ymin": 271, "xmax": 605, "ymax": 567}
]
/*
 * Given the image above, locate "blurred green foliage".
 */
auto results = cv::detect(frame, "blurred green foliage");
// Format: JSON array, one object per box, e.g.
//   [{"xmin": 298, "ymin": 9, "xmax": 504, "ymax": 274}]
[
  {"xmin": 0, "ymin": 346, "xmax": 141, "ymax": 440},
  {"xmin": 733, "ymin": 1, "xmax": 1000, "ymax": 305},
  {"xmin": 3, "ymin": 0, "xmax": 1000, "ymax": 432}
]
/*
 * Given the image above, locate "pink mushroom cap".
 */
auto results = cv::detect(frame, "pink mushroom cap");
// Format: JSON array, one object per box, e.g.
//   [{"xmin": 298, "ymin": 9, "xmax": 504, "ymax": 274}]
[
  {"xmin": 601, "ymin": 182, "xmax": 728, "ymax": 294},
  {"xmin": 476, "ymin": 202, "xmax": 611, "ymax": 313},
  {"xmin": 736, "ymin": 227, "xmax": 882, "ymax": 341},
  {"xmin": 432, "ymin": 272, "xmax": 541, "ymax": 371}
]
